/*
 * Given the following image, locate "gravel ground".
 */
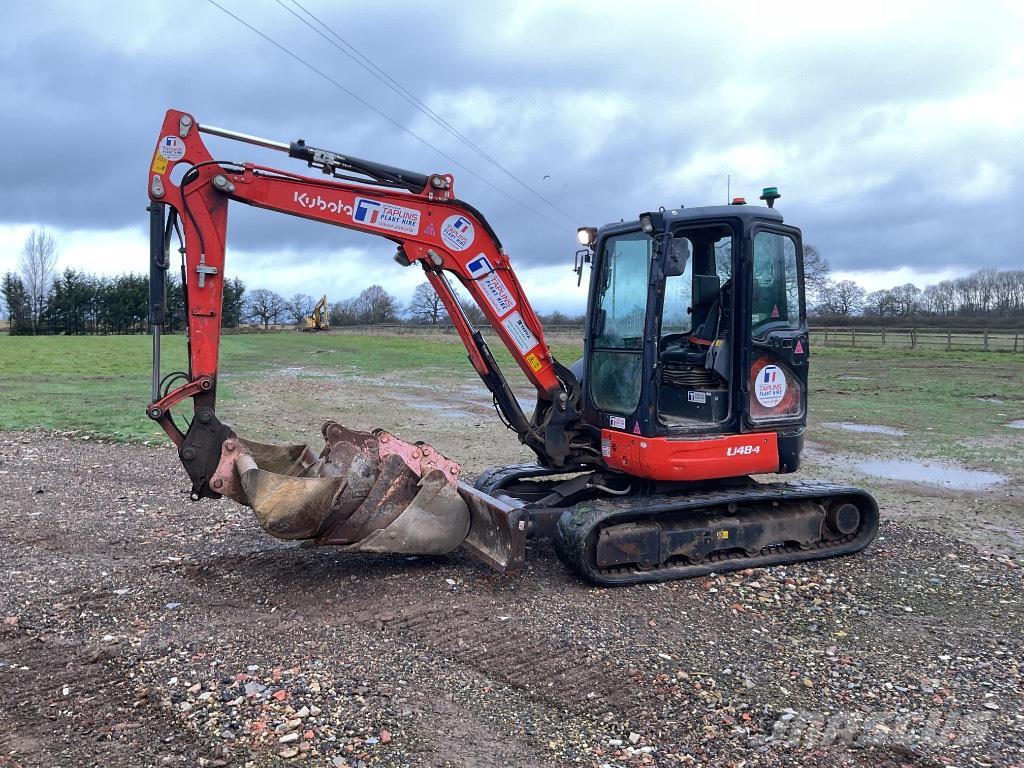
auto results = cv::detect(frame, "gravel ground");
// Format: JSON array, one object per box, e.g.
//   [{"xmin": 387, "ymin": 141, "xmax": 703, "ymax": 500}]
[{"xmin": 2, "ymin": 431, "xmax": 1023, "ymax": 768}]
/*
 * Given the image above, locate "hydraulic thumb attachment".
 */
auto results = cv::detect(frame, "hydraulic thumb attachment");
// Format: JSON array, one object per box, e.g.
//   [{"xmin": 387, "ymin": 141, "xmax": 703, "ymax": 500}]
[{"xmin": 196, "ymin": 418, "xmax": 528, "ymax": 572}]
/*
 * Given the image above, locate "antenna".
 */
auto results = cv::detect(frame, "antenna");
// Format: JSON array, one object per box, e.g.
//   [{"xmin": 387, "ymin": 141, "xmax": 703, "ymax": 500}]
[{"xmin": 727, "ymin": 174, "xmax": 731, "ymax": 204}]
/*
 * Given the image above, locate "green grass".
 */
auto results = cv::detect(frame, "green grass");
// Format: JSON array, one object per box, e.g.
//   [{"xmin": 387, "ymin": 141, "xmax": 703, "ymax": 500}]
[
  {"xmin": 0, "ymin": 333, "xmax": 585, "ymax": 442},
  {"xmin": 1, "ymin": 334, "xmax": 1022, "ymax": 478},
  {"xmin": 807, "ymin": 346, "xmax": 1024, "ymax": 472}
]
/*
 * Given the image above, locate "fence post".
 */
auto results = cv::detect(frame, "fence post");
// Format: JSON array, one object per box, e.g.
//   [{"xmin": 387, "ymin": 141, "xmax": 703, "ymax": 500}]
[
  {"xmin": 852, "ymin": 327, "xmax": 857, "ymax": 348},
  {"xmin": 1015, "ymin": 332, "xmax": 1020, "ymax": 353},
  {"xmin": 947, "ymin": 331, "xmax": 952, "ymax": 351},
  {"xmin": 911, "ymin": 328, "xmax": 917, "ymax": 350},
  {"xmin": 984, "ymin": 330, "xmax": 989, "ymax": 351},
  {"xmin": 881, "ymin": 327, "xmax": 886, "ymax": 348}
]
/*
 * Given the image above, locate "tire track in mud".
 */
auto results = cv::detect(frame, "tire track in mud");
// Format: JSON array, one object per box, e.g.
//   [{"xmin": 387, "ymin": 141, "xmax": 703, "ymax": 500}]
[{"xmin": 363, "ymin": 604, "xmax": 647, "ymax": 719}]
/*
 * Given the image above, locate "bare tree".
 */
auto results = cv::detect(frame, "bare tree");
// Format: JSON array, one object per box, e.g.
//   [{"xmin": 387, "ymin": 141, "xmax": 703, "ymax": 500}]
[
  {"xmin": 407, "ymin": 282, "xmax": 448, "ymax": 325},
  {"xmin": 19, "ymin": 228, "xmax": 58, "ymax": 333},
  {"xmin": 329, "ymin": 298, "xmax": 361, "ymax": 326},
  {"xmin": 801, "ymin": 244, "xmax": 831, "ymax": 303},
  {"xmin": 353, "ymin": 285, "xmax": 400, "ymax": 324},
  {"xmin": 286, "ymin": 293, "xmax": 315, "ymax": 325},
  {"xmin": 816, "ymin": 279, "xmax": 866, "ymax": 316},
  {"xmin": 889, "ymin": 283, "xmax": 922, "ymax": 316},
  {"xmin": 246, "ymin": 288, "xmax": 288, "ymax": 329}
]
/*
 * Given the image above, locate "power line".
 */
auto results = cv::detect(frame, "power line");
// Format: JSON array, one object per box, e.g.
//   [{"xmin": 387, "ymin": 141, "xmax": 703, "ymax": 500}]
[
  {"xmin": 203, "ymin": 0, "xmax": 569, "ymax": 232},
  {"xmin": 279, "ymin": 0, "xmax": 579, "ymax": 225}
]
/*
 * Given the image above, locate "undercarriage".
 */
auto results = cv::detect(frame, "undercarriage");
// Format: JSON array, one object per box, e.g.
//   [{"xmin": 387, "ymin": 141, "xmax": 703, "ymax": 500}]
[{"xmin": 209, "ymin": 423, "xmax": 878, "ymax": 585}]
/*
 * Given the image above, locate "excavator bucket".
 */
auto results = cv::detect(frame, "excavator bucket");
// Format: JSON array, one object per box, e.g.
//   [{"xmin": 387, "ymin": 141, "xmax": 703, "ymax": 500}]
[{"xmin": 208, "ymin": 421, "xmax": 475, "ymax": 557}]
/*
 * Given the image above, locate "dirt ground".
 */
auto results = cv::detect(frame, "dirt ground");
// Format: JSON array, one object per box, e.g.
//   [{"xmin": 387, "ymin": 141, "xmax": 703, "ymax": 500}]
[
  {"xmin": 2, "ymin": 364, "xmax": 1024, "ymax": 767},
  {"xmin": 1, "ymin": 423, "xmax": 1023, "ymax": 768}
]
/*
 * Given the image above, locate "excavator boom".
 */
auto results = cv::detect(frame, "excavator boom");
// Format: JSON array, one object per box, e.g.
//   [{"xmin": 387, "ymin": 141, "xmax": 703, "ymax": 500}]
[{"xmin": 146, "ymin": 109, "xmax": 591, "ymax": 572}]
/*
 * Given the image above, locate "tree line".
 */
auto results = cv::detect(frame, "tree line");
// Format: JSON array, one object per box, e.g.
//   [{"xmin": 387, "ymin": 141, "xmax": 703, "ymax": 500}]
[
  {"xmin": 1, "ymin": 267, "xmax": 247, "ymax": 335},
  {"xmin": 11, "ymin": 227, "xmax": 1018, "ymax": 335},
  {"xmin": 0, "ymin": 227, "xmax": 250, "ymax": 335},
  {"xmin": 805, "ymin": 242, "xmax": 1024, "ymax": 323}
]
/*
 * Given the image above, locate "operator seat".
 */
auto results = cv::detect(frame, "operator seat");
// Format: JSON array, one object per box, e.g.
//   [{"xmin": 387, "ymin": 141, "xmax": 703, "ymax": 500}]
[{"xmin": 661, "ymin": 274, "xmax": 723, "ymax": 367}]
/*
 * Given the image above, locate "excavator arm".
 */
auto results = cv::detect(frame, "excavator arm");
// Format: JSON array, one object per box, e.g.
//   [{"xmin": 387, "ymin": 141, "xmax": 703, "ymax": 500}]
[
  {"xmin": 146, "ymin": 109, "xmax": 590, "ymax": 571},
  {"xmin": 147, "ymin": 110, "xmax": 588, "ymax": 475}
]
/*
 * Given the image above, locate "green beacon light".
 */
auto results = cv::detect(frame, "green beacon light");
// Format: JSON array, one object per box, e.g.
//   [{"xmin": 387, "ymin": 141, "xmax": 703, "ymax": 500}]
[{"xmin": 760, "ymin": 186, "xmax": 781, "ymax": 208}]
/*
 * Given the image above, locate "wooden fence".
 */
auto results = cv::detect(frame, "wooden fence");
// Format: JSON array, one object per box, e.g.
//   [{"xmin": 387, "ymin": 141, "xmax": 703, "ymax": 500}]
[
  {"xmin": 331, "ymin": 323, "xmax": 1023, "ymax": 352},
  {"xmin": 811, "ymin": 327, "xmax": 1024, "ymax": 352}
]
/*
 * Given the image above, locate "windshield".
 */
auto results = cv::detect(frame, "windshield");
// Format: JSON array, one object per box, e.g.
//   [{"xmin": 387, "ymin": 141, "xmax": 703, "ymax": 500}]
[{"xmin": 590, "ymin": 231, "xmax": 651, "ymax": 415}]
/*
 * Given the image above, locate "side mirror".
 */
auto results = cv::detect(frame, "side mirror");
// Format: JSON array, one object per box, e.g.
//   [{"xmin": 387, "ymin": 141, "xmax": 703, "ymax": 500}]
[
  {"xmin": 573, "ymin": 248, "xmax": 592, "ymax": 287},
  {"xmin": 664, "ymin": 235, "xmax": 690, "ymax": 277}
]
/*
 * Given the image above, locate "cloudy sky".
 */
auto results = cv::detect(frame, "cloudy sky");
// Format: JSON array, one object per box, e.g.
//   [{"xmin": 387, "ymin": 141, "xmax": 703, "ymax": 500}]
[{"xmin": 1, "ymin": 1, "xmax": 1021, "ymax": 313}]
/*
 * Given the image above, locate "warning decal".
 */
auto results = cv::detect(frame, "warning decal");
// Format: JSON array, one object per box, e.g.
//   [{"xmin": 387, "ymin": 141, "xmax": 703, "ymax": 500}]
[
  {"xmin": 151, "ymin": 152, "xmax": 168, "ymax": 175},
  {"xmin": 479, "ymin": 272, "xmax": 516, "ymax": 316},
  {"xmin": 501, "ymin": 311, "xmax": 539, "ymax": 355},
  {"xmin": 525, "ymin": 352, "xmax": 543, "ymax": 372},
  {"xmin": 794, "ymin": 339, "xmax": 805, "ymax": 354},
  {"xmin": 754, "ymin": 364, "xmax": 787, "ymax": 408}
]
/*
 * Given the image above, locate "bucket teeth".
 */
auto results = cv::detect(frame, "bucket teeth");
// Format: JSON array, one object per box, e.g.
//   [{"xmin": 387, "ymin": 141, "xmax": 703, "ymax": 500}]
[{"xmin": 212, "ymin": 422, "xmax": 470, "ymax": 555}]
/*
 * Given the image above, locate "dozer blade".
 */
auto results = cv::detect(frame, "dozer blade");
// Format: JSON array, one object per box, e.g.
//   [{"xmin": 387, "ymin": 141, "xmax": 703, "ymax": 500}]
[{"xmin": 208, "ymin": 422, "xmax": 473, "ymax": 558}]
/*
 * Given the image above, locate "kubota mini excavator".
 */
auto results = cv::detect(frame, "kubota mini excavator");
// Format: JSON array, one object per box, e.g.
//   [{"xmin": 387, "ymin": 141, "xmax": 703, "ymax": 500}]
[{"xmin": 146, "ymin": 109, "xmax": 878, "ymax": 585}]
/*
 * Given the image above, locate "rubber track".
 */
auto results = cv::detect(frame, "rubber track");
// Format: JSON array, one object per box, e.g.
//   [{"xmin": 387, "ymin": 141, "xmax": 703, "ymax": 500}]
[
  {"xmin": 554, "ymin": 481, "xmax": 879, "ymax": 586},
  {"xmin": 474, "ymin": 463, "xmax": 575, "ymax": 495}
]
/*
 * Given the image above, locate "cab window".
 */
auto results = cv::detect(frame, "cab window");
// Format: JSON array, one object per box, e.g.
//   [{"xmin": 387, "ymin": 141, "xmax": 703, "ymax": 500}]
[{"xmin": 751, "ymin": 232, "xmax": 801, "ymax": 337}]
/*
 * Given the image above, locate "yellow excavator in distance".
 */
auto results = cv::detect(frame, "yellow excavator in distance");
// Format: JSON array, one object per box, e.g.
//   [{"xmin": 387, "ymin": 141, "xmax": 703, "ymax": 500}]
[{"xmin": 303, "ymin": 295, "xmax": 329, "ymax": 332}]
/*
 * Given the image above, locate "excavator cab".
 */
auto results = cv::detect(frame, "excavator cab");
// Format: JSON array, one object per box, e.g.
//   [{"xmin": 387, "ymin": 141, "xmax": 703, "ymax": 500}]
[{"xmin": 580, "ymin": 200, "xmax": 810, "ymax": 479}]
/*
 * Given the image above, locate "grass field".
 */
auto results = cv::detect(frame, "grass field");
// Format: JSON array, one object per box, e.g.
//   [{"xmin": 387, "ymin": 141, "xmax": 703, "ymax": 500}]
[
  {"xmin": 0, "ymin": 333, "xmax": 584, "ymax": 442},
  {"xmin": 1, "ymin": 332, "xmax": 1023, "ymax": 483}
]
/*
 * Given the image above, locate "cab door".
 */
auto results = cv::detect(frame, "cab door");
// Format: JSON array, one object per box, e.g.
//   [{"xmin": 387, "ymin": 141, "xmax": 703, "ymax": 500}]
[
  {"xmin": 742, "ymin": 227, "xmax": 809, "ymax": 431},
  {"xmin": 585, "ymin": 230, "xmax": 653, "ymax": 434}
]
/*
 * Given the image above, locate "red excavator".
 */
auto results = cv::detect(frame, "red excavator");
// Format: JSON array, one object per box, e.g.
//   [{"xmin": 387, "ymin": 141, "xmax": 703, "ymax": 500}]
[{"xmin": 146, "ymin": 109, "xmax": 877, "ymax": 585}]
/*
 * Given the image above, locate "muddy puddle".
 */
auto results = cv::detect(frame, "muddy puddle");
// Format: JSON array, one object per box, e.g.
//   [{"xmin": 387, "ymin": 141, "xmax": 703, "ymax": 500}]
[
  {"xmin": 856, "ymin": 459, "xmax": 1006, "ymax": 490},
  {"xmin": 1006, "ymin": 420, "xmax": 1024, "ymax": 429},
  {"xmin": 823, "ymin": 422, "xmax": 905, "ymax": 436},
  {"xmin": 405, "ymin": 398, "xmax": 475, "ymax": 419},
  {"xmin": 838, "ymin": 375, "xmax": 874, "ymax": 381}
]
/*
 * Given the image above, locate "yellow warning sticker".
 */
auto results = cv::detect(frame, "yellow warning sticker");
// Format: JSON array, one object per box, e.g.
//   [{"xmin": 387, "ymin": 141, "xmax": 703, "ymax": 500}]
[
  {"xmin": 151, "ymin": 152, "xmax": 168, "ymax": 175},
  {"xmin": 525, "ymin": 352, "xmax": 543, "ymax": 372},
  {"xmin": 716, "ymin": 530, "xmax": 730, "ymax": 540}
]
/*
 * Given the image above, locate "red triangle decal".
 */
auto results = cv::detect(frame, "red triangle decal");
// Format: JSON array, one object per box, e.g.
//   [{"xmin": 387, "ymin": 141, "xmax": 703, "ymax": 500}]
[
  {"xmin": 424, "ymin": 222, "xmax": 436, "ymax": 236},
  {"xmin": 794, "ymin": 340, "xmax": 804, "ymax": 354},
  {"xmin": 771, "ymin": 304, "xmax": 780, "ymax": 318},
  {"xmin": 633, "ymin": 421, "xmax": 641, "ymax": 435}
]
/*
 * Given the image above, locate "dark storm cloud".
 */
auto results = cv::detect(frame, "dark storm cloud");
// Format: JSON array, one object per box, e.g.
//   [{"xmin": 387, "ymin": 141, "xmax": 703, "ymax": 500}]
[{"xmin": 1, "ymin": 0, "xmax": 1022, "ymax": 280}]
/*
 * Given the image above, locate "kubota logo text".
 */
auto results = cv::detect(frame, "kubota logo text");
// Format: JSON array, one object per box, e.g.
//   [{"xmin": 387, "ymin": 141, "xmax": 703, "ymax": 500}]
[{"xmin": 294, "ymin": 192, "xmax": 352, "ymax": 216}]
